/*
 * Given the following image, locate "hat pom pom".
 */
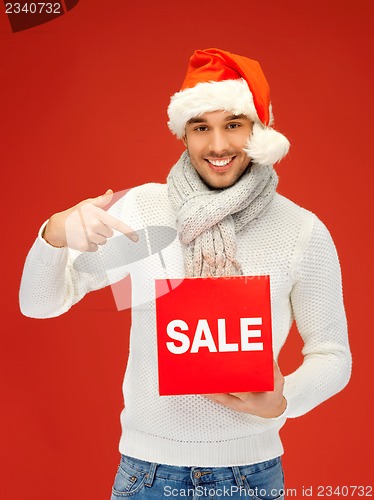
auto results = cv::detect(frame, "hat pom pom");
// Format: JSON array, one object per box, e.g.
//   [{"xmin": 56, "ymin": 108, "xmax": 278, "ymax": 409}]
[{"xmin": 244, "ymin": 122, "xmax": 290, "ymax": 166}]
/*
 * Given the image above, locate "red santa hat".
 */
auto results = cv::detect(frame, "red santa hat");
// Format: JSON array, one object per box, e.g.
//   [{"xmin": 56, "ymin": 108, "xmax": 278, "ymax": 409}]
[{"xmin": 167, "ymin": 48, "xmax": 290, "ymax": 166}]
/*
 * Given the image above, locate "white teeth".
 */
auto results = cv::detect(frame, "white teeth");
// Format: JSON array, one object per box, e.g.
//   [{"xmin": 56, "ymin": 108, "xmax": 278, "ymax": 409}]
[{"xmin": 209, "ymin": 158, "xmax": 232, "ymax": 166}]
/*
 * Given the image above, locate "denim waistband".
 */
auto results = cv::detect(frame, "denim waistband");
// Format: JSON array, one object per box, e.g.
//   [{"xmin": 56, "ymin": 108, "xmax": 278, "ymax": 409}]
[{"xmin": 121, "ymin": 454, "xmax": 282, "ymax": 487}]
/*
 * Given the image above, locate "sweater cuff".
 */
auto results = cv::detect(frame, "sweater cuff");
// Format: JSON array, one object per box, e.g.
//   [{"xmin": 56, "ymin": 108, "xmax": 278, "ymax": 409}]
[
  {"xmin": 33, "ymin": 220, "xmax": 69, "ymax": 267},
  {"xmin": 282, "ymin": 376, "xmax": 303, "ymax": 419}
]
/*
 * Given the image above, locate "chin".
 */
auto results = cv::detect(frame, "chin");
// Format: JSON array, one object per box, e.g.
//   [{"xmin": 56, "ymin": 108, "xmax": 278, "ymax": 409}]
[
  {"xmin": 204, "ymin": 176, "xmax": 237, "ymax": 190},
  {"xmin": 206, "ymin": 169, "xmax": 250, "ymax": 190}
]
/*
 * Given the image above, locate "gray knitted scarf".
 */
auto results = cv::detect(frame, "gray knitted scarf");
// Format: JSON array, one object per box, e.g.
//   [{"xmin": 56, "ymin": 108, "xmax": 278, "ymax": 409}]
[{"xmin": 167, "ymin": 151, "xmax": 278, "ymax": 277}]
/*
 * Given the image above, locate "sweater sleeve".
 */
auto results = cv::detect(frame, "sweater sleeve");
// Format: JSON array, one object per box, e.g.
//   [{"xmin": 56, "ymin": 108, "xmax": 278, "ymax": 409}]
[
  {"xmin": 19, "ymin": 192, "xmax": 138, "ymax": 319},
  {"xmin": 283, "ymin": 216, "xmax": 352, "ymax": 418},
  {"xmin": 19, "ymin": 224, "xmax": 124, "ymax": 318}
]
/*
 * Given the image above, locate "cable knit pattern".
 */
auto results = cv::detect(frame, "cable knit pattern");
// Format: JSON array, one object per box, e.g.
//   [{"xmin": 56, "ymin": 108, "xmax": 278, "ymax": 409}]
[
  {"xmin": 19, "ymin": 183, "xmax": 351, "ymax": 467},
  {"xmin": 167, "ymin": 151, "xmax": 278, "ymax": 277}
]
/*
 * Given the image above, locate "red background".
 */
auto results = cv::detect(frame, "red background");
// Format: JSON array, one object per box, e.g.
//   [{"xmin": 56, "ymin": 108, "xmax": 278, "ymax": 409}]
[{"xmin": 1, "ymin": 1, "xmax": 373, "ymax": 498}]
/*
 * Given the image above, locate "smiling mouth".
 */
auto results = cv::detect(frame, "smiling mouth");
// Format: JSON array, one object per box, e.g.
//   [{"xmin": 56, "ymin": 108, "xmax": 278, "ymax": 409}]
[{"xmin": 206, "ymin": 156, "xmax": 235, "ymax": 172}]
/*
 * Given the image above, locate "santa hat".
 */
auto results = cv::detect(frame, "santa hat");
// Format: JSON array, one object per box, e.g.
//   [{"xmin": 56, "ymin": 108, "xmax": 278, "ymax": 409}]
[{"xmin": 167, "ymin": 48, "xmax": 290, "ymax": 166}]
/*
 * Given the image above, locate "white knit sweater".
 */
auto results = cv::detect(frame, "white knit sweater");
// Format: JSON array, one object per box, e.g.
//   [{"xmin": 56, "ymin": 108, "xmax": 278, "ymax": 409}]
[{"xmin": 19, "ymin": 184, "xmax": 351, "ymax": 466}]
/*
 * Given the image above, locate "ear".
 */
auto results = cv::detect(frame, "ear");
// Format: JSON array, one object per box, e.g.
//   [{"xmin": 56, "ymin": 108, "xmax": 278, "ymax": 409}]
[{"xmin": 182, "ymin": 135, "xmax": 188, "ymax": 148}]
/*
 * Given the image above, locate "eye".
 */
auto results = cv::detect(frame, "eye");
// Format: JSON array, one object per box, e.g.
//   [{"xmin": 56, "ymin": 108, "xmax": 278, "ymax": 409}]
[
  {"xmin": 194, "ymin": 126, "xmax": 209, "ymax": 132},
  {"xmin": 227, "ymin": 122, "xmax": 241, "ymax": 129}
]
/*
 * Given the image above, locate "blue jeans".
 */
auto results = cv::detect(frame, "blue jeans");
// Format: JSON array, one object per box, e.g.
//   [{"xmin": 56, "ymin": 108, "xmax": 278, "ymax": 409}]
[{"xmin": 110, "ymin": 454, "xmax": 284, "ymax": 499}]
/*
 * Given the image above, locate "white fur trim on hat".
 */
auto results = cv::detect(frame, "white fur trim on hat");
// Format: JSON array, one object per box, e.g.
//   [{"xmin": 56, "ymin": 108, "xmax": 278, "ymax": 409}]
[
  {"xmin": 167, "ymin": 79, "xmax": 274, "ymax": 138},
  {"xmin": 167, "ymin": 78, "xmax": 289, "ymax": 166},
  {"xmin": 245, "ymin": 122, "xmax": 290, "ymax": 166}
]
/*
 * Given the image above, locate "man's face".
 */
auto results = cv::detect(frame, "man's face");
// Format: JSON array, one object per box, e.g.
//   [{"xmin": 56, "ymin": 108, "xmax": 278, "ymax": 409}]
[{"xmin": 183, "ymin": 110, "xmax": 253, "ymax": 189}]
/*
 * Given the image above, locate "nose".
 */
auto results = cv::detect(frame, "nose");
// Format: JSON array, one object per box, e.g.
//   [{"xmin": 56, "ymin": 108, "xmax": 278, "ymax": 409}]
[{"xmin": 209, "ymin": 130, "xmax": 229, "ymax": 155}]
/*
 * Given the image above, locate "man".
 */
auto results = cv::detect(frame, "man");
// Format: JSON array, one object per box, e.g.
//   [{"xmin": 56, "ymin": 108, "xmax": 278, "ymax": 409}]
[{"xmin": 20, "ymin": 48, "xmax": 351, "ymax": 499}]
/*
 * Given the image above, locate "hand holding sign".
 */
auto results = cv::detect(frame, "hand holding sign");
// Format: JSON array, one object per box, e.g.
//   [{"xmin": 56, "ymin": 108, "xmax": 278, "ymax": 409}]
[
  {"xmin": 43, "ymin": 189, "xmax": 138, "ymax": 251},
  {"xmin": 204, "ymin": 361, "xmax": 287, "ymax": 418}
]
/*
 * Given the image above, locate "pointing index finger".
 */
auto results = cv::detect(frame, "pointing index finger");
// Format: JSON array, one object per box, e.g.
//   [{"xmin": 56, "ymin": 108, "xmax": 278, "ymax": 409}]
[{"xmin": 99, "ymin": 211, "xmax": 138, "ymax": 242}]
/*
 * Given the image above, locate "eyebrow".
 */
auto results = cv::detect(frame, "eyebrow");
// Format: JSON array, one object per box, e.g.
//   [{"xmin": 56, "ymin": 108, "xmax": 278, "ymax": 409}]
[
  {"xmin": 186, "ymin": 114, "xmax": 248, "ymax": 125},
  {"xmin": 225, "ymin": 114, "xmax": 248, "ymax": 121}
]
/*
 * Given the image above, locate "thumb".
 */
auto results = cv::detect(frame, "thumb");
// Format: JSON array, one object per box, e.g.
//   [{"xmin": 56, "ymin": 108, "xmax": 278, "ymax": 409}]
[
  {"xmin": 273, "ymin": 360, "xmax": 282, "ymax": 373},
  {"xmin": 91, "ymin": 188, "xmax": 114, "ymax": 208}
]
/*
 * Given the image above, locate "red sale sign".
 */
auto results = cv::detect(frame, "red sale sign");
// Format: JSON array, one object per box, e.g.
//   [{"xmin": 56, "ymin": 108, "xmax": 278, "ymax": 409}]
[{"xmin": 155, "ymin": 276, "xmax": 274, "ymax": 396}]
